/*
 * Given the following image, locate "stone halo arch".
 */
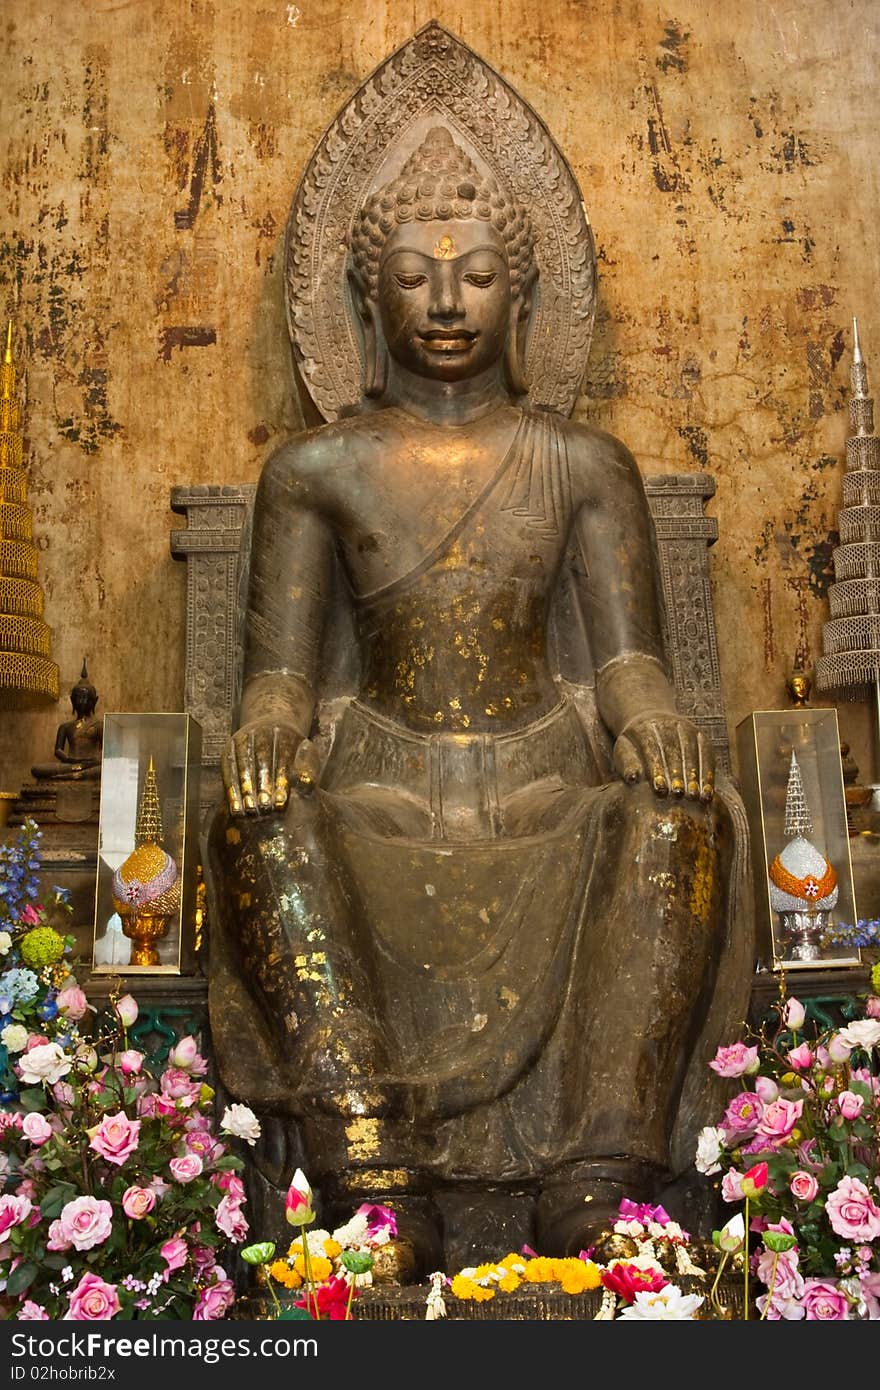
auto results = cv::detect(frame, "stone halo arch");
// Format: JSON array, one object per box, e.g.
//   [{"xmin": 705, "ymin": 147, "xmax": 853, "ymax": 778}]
[{"xmin": 284, "ymin": 20, "xmax": 597, "ymax": 422}]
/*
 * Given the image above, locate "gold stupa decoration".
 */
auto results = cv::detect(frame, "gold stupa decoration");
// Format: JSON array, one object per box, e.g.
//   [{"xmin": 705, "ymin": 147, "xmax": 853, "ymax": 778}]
[
  {"xmin": 111, "ymin": 757, "xmax": 181, "ymax": 966},
  {"xmin": 0, "ymin": 320, "xmax": 59, "ymax": 705}
]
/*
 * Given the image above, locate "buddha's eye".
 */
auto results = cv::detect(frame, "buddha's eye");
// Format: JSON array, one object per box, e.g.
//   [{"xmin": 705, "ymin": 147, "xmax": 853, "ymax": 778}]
[
  {"xmin": 394, "ymin": 273, "xmax": 428, "ymax": 289},
  {"xmin": 463, "ymin": 272, "xmax": 497, "ymax": 288}
]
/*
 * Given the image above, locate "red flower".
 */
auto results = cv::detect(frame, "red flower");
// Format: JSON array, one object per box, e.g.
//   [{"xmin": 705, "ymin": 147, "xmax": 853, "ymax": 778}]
[
  {"xmin": 741, "ymin": 1161, "xmax": 769, "ymax": 1198},
  {"xmin": 600, "ymin": 1262, "xmax": 668, "ymax": 1305},
  {"xmin": 294, "ymin": 1275, "xmax": 354, "ymax": 1320}
]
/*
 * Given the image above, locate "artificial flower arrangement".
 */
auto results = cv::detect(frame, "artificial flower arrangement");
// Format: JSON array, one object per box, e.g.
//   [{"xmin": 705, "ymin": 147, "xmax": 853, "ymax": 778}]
[
  {"xmin": 240, "ymin": 1168, "xmax": 394, "ymax": 1320},
  {"xmin": 695, "ymin": 980, "xmax": 880, "ymax": 1319},
  {"xmin": 0, "ymin": 985, "xmax": 258, "ymax": 1320},
  {"xmin": 0, "ymin": 819, "xmax": 76, "ymax": 1104},
  {"xmin": 0, "ymin": 823, "xmax": 264, "ymax": 1320},
  {"xmin": 438, "ymin": 1200, "xmax": 710, "ymax": 1321}
]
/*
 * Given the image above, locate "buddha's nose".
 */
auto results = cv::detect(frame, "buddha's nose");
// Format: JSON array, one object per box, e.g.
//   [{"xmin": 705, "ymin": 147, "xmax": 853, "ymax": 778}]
[{"xmin": 428, "ymin": 266, "xmax": 464, "ymax": 320}]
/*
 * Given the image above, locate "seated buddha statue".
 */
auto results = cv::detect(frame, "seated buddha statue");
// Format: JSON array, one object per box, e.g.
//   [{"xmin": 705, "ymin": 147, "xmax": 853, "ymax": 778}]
[
  {"xmin": 208, "ymin": 118, "xmax": 752, "ymax": 1265},
  {"xmin": 32, "ymin": 662, "xmax": 103, "ymax": 782}
]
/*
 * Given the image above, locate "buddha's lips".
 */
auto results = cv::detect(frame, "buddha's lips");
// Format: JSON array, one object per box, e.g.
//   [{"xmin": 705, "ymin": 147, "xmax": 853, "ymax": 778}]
[{"xmin": 419, "ymin": 330, "xmax": 477, "ymax": 352}]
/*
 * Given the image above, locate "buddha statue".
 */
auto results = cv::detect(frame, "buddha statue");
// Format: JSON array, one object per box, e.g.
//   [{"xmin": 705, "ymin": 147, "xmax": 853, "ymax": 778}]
[
  {"xmin": 32, "ymin": 662, "xmax": 103, "ymax": 782},
  {"xmin": 207, "ymin": 33, "xmax": 752, "ymax": 1269}
]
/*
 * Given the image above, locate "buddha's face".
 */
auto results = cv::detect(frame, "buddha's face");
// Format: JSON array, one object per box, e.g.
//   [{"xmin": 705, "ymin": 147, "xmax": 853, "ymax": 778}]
[{"xmin": 376, "ymin": 219, "xmax": 512, "ymax": 382}]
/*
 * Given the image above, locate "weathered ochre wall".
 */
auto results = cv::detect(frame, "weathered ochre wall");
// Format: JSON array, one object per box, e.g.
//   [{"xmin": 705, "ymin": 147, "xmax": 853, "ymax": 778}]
[{"xmin": 1, "ymin": 0, "xmax": 879, "ymax": 791}]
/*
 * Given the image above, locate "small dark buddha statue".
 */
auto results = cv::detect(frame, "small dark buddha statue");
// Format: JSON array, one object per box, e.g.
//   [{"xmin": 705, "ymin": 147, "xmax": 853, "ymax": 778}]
[
  {"xmin": 32, "ymin": 662, "xmax": 103, "ymax": 782},
  {"xmin": 207, "ymin": 28, "xmax": 753, "ymax": 1270}
]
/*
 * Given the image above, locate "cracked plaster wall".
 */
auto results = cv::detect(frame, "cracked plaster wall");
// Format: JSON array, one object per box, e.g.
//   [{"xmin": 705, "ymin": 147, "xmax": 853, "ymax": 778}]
[{"xmin": 1, "ymin": 0, "xmax": 878, "ymax": 795}]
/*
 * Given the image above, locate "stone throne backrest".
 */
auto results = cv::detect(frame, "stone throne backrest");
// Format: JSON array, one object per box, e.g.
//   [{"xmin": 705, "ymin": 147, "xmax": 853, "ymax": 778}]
[{"xmin": 170, "ymin": 471, "xmax": 730, "ymax": 814}]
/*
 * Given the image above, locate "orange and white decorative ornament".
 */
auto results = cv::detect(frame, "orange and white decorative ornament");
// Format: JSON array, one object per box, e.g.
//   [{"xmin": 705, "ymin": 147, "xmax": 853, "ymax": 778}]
[{"xmin": 767, "ymin": 750, "xmax": 839, "ymax": 913}]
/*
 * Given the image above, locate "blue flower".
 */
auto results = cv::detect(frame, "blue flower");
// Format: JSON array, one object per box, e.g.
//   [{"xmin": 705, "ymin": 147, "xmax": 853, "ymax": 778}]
[
  {"xmin": 52, "ymin": 886, "xmax": 72, "ymax": 906},
  {"xmin": 3, "ymin": 968, "xmax": 39, "ymax": 1003},
  {"xmin": 37, "ymin": 998, "xmax": 59, "ymax": 1022}
]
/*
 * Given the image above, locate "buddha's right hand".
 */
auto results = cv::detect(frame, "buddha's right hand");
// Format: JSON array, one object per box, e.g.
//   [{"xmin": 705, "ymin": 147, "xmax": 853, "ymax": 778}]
[{"xmin": 221, "ymin": 722, "xmax": 320, "ymax": 816}]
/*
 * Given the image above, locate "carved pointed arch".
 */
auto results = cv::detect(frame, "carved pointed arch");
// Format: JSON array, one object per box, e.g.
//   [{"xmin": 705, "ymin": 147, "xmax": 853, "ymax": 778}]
[{"xmin": 284, "ymin": 21, "xmax": 597, "ymax": 421}]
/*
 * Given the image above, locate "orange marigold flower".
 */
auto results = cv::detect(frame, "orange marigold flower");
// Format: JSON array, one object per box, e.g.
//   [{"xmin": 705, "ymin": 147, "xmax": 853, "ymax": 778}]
[
  {"xmin": 269, "ymin": 1260, "xmax": 302, "ymax": 1290},
  {"xmin": 559, "ymin": 1259, "xmax": 602, "ymax": 1294},
  {"xmin": 324, "ymin": 1239, "xmax": 343, "ymax": 1259}
]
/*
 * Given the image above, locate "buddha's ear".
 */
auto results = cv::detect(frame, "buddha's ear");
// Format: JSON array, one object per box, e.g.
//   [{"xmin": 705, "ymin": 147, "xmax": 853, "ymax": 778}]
[
  {"xmin": 347, "ymin": 267, "xmax": 387, "ymax": 399},
  {"xmin": 505, "ymin": 262, "xmax": 538, "ymax": 398}
]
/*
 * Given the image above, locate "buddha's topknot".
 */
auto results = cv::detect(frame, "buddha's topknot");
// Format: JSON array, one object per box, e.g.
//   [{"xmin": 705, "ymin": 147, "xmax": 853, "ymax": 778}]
[{"xmin": 349, "ymin": 126, "xmax": 534, "ymax": 297}]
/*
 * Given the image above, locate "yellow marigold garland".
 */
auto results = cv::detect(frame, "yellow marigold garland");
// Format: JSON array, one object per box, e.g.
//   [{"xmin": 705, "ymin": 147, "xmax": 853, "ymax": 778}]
[{"xmin": 448, "ymin": 1255, "xmax": 601, "ymax": 1303}]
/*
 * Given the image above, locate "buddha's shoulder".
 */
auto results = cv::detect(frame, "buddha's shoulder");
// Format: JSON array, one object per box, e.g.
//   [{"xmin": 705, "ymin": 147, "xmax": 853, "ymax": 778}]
[
  {"xmin": 550, "ymin": 416, "xmax": 638, "ymax": 471},
  {"xmin": 257, "ymin": 409, "xmax": 404, "ymax": 488}
]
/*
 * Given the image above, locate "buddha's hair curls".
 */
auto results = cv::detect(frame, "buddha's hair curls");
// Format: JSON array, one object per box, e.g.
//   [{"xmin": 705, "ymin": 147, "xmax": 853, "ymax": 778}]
[{"xmin": 349, "ymin": 126, "xmax": 535, "ymax": 298}]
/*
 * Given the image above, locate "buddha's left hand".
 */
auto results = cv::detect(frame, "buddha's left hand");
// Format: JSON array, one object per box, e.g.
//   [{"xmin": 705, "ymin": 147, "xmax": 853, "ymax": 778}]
[{"xmin": 612, "ymin": 711, "xmax": 715, "ymax": 802}]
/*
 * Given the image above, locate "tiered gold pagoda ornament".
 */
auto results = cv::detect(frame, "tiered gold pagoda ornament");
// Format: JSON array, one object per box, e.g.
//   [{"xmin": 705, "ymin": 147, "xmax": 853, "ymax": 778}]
[
  {"xmin": 111, "ymin": 757, "xmax": 181, "ymax": 966},
  {"xmin": 0, "ymin": 321, "xmax": 59, "ymax": 704},
  {"xmin": 768, "ymin": 749, "xmax": 838, "ymax": 962}
]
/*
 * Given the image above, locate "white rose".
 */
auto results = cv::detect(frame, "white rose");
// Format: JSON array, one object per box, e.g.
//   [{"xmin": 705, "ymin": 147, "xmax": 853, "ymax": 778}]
[
  {"xmin": 219, "ymin": 1102, "xmax": 261, "ymax": 1146},
  {"xmin": 695, "ymin": 1124, "xmax": 725, "ymax": 1175},
  {"xmin": 1, "ymin": 1024, "xmax": 29, "ymax": 1053},
  {"xmin": 837, "ymin": 1019, "xmax": 880, "ymax": 1051},
  {"xmin": 17, "ymin": 1042, "xmax": 72, "ymax": 1086},
  {"xmin": 0, "ymin": 931, "xmax": 11, "ymax": 956}
]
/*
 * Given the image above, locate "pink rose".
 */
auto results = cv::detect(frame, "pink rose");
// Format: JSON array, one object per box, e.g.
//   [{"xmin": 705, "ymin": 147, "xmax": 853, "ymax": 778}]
[
  {"xmin": 721, "ymin": 1170, "xmax": 744, "ymax": 1203},
  {"xmin": 215, "ymin": 1194, "xmax": 249, "ymax": 1242},
  {"xmin": 122, "ymin": 1186, "xmax": 156, "ymax": 1220},
  {"xmin": 160, "ymin": 1068, "xmax": 201, "ymax": 1102},
  {"xmin": 193, "ymin": 1278, "xmax": 235, "ymax": 1320},
  {"xmin": 214, "ymin": 1173, "xmax": 245, "ymax": 1201},
  {"xmin": 838, "ymin": 1090, "xmax": 865, "ymax": 1121},
  {"xmin": 47, "ymin": 1219, "xmax": 72, "ymax": 1252},
  {"xmin": 721, "ymin": 1092, "xmax": 763, "ymax": 1141},
  {"xmin": 184, "ymin": 1130, "xmax": 223, "ymax": 1162},
  {"xmin": 64, "ymin": 1272, "xmax": 120, "ymax": 1321},
  {"xmin": 0, "ymin": 1194, "xmax": 33, "ymax": 1236},
  {"xmin": 782, "ymin": 997, "xmax": 806, "ymax": 1031},
  {"xmin": 52, "ymin": 1080, "xmax": 75, "ymax": 1108},
  {"xmin": 801, "ymin": 1279, "xmax": 850, "ymax": 1320},
  {"xmin": 56, "ymin": 985, "xmax": 89, "ymax": 1020},
  {"xmin": 826, "ymin": 1175, "xmax": 880, "ymax": 1242},
  {"xmin": 786, "ymin": 1043, "xmax": 814, "ymax": 1070},
  {"xmin": 148, "ymin": 1174, "xmax": 171, "ymax": 1200},
  {"xmin": 161, "ymin": 1236, "xmax": 188, "ymax": 1277},
  {"xmin": 756, "ymin": 1097, "xmax": 803, "ymax": 1142},
  {"xmin": 755, "ymin": 1246, "xmax": 804, "ymax": 1302},
  {"xmin": 88, "ymin": 1111, "xmax": 141, "ymax": 1166},
  {"xmin": 789, "ymin": 1171, "xmax": 819, "ymax": 1203},
  {"xmin": 17, "ymin": 1301, "xmax": 49, "ymax": 1320},
  {"xmin": 169, "ymin": 1154, "xmax": 204, "ymax": 1184},
  {"xmin": 58, "ymin": 1196, "xmax": 113, "ymax": 1252},
  {"xmin": 866, "ymin": 995, "xmax": 880, "ymax": 1021},
  {"xmin": 137, "ymin": 1092, "xmax": 178, "ymax": 1120},
  {"xmin": 118, "ymin": 1050, "xmax": 144, "ymax": 1076},
  {"xmin": 191, "ymin": 1245, "xmax": 216, "ymax": 1273},
  {"xmin": 709, "ymin": 1043, "xmax": 759, "ymax": 1078},
  {"xmin": 21, "ymin": 1113, "xmax": 53, "ymax": 1147}
]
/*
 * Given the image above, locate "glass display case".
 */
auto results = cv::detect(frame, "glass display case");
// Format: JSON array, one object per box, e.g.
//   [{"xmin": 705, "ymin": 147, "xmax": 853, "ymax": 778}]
[
  {"xmin": 92, "ymin": 713, "xmax": 202, "ymax": 975},
  {"xmin": 736, "ymin": 708, "xmax": 860, "ymax": 971}
]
